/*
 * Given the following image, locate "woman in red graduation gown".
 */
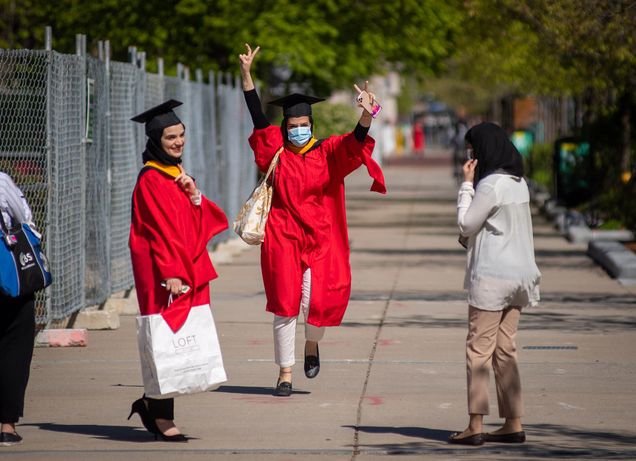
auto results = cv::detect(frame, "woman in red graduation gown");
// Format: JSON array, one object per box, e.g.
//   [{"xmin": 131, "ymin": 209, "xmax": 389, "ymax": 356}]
[
  {"xmin": 128, "ymin": 100, "xmax": 228, "ymax": 440},
  {"xmin": 239, "ymin": 44, "xmax": 386, "ymax": 396}
]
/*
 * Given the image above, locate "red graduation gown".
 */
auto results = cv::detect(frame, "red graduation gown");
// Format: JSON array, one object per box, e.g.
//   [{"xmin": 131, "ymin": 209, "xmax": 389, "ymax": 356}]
[
  {"xmin": 249, "ymin": 125, "xmax": 386, "ymax": 327},
  {"xmin": 129, "ymin": 167, "xmax": 228, "ymax": 332}
]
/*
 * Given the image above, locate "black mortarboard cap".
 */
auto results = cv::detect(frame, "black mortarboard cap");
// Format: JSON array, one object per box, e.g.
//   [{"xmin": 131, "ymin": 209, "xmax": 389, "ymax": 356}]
[
  {"xmin": 131, "ymin": 99, "xmax": 183, "ymax": 136},
  {"xmin": 268, "ymin": 93, "xmax": 325, "ymax": 118}
]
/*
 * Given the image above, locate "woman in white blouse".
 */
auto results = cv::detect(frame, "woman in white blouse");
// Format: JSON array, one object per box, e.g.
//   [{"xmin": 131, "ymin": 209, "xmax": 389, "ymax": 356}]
[{"xmin": 449, "ymin": 122, "xmax": 540, "ymax": 446}]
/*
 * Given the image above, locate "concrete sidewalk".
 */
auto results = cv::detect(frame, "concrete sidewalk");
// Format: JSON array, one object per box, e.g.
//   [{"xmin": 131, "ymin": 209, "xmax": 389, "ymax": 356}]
[{"xmin": 4, "ymin": 151, "xmax": 636, "ymax": 460}]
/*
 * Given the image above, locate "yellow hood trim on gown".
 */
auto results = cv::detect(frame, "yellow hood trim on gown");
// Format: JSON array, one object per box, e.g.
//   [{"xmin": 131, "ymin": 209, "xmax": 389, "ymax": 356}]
[
  {"xmin": 286, "ymin": 136, "xmax": 318, "ymax": 155},
  {"xmin": 144, "ymin": 160, "xmax": 182, "ymax": 178}
]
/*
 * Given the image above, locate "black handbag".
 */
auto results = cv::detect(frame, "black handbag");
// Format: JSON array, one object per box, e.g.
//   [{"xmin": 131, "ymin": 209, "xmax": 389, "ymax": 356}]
[{"xmin": 0, "ymin": 217, "xmax": 52, "ymax": 297}]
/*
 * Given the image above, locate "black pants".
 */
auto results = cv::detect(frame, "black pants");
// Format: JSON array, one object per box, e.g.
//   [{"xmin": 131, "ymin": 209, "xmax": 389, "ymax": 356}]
[
  {"xmin": 0, "ymin": 293, "xmax": 35, "ymax": 424},
  {"xmin": 144, "ymin": 396, "xmax": 174, "ymax": 420}
]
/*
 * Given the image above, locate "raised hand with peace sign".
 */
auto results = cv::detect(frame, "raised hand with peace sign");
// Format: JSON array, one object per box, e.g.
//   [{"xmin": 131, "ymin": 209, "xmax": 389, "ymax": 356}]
[{"xmin": 239, "ymin": 43, "xmax": 260, "ymax": 91}]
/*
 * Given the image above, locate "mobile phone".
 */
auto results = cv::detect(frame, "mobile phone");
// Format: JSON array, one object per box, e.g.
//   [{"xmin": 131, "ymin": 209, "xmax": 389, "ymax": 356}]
[
  {"xmin": 465, "ymin": 148, "xmax": 474, "ymax": 161},
  {"xmin": 355, "ymin": 90, "xmax": 382, "ymax": 118}
]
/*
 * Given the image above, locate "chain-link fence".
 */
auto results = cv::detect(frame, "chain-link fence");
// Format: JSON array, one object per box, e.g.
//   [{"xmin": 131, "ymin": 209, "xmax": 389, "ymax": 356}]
[
  {"xmin": 0, "ymin": 45, "xmax": 255, "ymax": 325},
  {"xmin": 0, "ymin": 50, "xmax": 50, "ymax": 322}
]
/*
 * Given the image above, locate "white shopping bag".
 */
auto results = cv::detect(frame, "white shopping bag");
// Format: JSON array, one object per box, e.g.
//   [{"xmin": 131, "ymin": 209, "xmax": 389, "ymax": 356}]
[{"xmin": 136, "ymin": 304, "xmax": 227, "ymax": 399}]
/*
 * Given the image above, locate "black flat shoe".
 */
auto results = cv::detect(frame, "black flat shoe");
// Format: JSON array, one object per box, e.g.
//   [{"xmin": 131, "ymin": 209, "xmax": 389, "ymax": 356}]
[
  {"xmin": 448, "ymin": 432, "xmax": 484, "ymax": 446},
  {"xmin": 0, "ymin": 432, "xmax": 23, "ymax": 446},
  {"xmin": 304, "ymin": 343, "xmax": 320, "ymax": 379},
  {"xmin": 483, "ymin": 431, "xmax": 526, "ymax": 443},
  {"xmin": 128, "ymin": 397, "xmax": 160, "ymax": 436},
  {"xmin": 274, "ymin": 380, "xmax": 292, "ymax": 397}
]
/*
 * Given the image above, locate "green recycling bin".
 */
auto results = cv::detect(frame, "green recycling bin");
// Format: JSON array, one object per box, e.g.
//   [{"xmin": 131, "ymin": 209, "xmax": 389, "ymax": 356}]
[
  {"xmin": 511, "ymin": 130, "xmax": 534, "ymax": 158},
  {"xmin": 553, "ymin": 137, "xmax": 593, "ymax": 207}
]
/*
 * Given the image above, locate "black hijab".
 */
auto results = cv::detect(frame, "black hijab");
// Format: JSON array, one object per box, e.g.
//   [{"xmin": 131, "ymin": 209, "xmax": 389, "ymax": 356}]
[{"xmin": 464, "ymin": 122, "xmax": 524, "ymax": 185}]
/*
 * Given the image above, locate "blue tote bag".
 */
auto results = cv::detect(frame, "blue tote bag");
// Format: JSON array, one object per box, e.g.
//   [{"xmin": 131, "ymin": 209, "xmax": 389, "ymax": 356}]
[{"xmin": 0, "ymin": 218, "xmax": 52, "ymax": 297}]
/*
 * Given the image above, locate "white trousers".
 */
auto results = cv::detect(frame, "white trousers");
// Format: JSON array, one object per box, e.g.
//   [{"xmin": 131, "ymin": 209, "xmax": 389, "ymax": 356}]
[{"xmin": 273, "ymin": 268, "xmax": 326, "ymax": 367}]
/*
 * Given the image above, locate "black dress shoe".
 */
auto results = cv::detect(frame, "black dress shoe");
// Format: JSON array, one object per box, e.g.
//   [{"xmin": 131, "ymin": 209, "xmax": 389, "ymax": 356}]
[
  {"xmin": 482, "ymin": 431, "xmax": 526, "ymax": 443},
  {"xmin": 0, "ymin": 432, "xmax": 23, "ymax": 446},
  {"xmin": 274, "ymin": 380, "xmax": 292, "ymax": 397},
  {"xmin": 447, "ymin": 432, "xmax": 484, "ymax": 446},
  {"xmin": 128, "ymin": 397, "xmax": 186, "ymax": 441},
  {"xmin": 128, "ymin": 397, "xmax": 160, "ymax": 436},
  {"xmin": 156, "ymin": 432, "xmax": 188, "ymax": 442},
  {"xmin": 304, "ymin": 343, "xmax": 320, "ymax": 379}
]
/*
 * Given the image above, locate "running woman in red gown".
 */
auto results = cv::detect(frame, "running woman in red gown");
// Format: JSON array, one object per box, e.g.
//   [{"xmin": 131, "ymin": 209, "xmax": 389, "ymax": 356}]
[{"xmin": 239, "ymin": 44, "xmax": 386, "ymax": 396}]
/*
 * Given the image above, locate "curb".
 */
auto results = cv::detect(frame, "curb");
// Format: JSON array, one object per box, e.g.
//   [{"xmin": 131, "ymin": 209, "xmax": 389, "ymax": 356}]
[
  {"xmin": 73, "ymin": 307, "xmax": 121, "ymax": 330},
  {"xmin": 210, "ymin": 237, "xmax": 252, "ymax": 264},
  {"xmin": 105, "ymin": 289, "xmax": 139, "ymax": 316},
  {"xmin": 587, "ymin": 240, "xmax": 636, "ymax": 285},
  {"xmin": 35, "ymin": 328, "xmax": 88, "ymax": 347},
  {"xmin": 528, "ymin": 180, "xmax": 636, "ymax": 283}
]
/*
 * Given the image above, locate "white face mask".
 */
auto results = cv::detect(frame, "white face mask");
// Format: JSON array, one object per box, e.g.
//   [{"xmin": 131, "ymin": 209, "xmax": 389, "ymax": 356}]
[{"xmin": 288, "ymin": 126, "xmax": 312, "ymax": 147}]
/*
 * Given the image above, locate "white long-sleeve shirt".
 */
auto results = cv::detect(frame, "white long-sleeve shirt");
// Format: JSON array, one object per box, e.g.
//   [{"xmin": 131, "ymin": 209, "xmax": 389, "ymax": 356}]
[
  {"xmin": 457, "ymin": 174, "xmax": 540, "ymax": 310},
  {"xmin": 0, "ymin": 172, "xmax": 36, "ymax": 231}
]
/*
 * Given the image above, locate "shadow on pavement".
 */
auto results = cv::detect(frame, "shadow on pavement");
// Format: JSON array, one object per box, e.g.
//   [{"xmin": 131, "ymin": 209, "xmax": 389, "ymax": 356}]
[
  {"xmin": 352, "ymin": 247, "xmax": 587, "ymax": 259},
  {"xmin": 522, "ymin": 310, "xmax": 636, "ymax": 332},
  {"xmin": 343, "ymin": 425, "xmax": 451, "ymax": 441},
  {"xmin": 342, "ymin": 294, "xmax": 636, "ymax": 332},
  {"xmin": 213, "ymin": 385, "xmax": 311, "ymax": 396},
  {"xmin": 352, "ymin": 247, "xmax": 466, "ymax": 256},
  {"xmin": 347, "ymin": 195, "xmax": 454, "ymax": 204},
  {"xmin": 355, "ymin": 291, "xmax": 635, "ymax": 308},
  {"xmin": 343, "ymin": 423, "xmax": 636, "ymax": 459},
  {"xmin": 22, "ymin": 422, "xmax": 155, "ymax": 442},
  {"xmin": 348, "ymin": 218, "xmax": 460, "ymax": 229},
  {"xmin": 342, "ymin": 312, "xmax": 636, "ymax": 332}
]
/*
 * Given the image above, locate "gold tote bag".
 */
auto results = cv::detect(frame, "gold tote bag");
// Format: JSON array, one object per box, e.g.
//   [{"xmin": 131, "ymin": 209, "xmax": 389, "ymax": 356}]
[{"xmin": 233, "ymin": 147, "xmax": 282, "ymax": 245}]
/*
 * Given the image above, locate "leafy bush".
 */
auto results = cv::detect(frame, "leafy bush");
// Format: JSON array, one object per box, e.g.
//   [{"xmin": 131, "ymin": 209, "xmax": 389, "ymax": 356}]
[
  {"xmin": 528, "ymin": 142, "xmax": 553, "ymax": 194},
  {"xmin": 312, "ymin": 103, "xmax": 358, "ymax": 139}
]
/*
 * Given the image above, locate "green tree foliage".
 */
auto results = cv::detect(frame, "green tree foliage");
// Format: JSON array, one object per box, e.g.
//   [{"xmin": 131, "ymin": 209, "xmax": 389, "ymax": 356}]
[
  {"xmin": 0, "ymin": 0, "xmax": 50, "ymax": 49},
  {"xmin": 454, "ymin": 0, "xmax": 635, "ymax": 230},
  {"xmin": 456, "ymin": 0, "xmax": 636, "ymax": 97},
  {"xmin": 312, "ymin": 103, "xmax": 358, "ymax": 139},
  {"xmin": 2, "ymin": 0, "xmax": 463, "ymax": 94}
]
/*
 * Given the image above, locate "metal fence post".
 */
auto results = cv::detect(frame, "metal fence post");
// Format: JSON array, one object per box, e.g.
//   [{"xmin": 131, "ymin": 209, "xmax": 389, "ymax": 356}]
[
  {"xmin": 128, "ymin": 46, "xmax": 137, "ymax": 65},
  {"xmin": 44, "ymin": 26, "xmax": 54, "ymax": 324},
  {"xmin": 44, "ymin": 26, "xmax": 52, "ymax": 52},
  {"xmin": 78, "ymin": 34, "xmax": 88, "ymax": 308},
  {"xmin": 104, "ymin": 40, "xmax": 113, "ymax": 297}
]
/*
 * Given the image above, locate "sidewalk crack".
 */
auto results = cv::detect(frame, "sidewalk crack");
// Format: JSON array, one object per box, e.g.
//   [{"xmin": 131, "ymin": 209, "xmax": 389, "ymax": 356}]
[{"xmin": 350, "ymin": 179, "xmax": 419, "ymax": 461}]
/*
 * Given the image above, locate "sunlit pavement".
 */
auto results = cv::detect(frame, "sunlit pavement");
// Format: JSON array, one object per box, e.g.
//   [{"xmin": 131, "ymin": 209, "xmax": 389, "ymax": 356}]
[{"xmin": 6, "ymin": 148, "xmax": 636, "ymax": 460}]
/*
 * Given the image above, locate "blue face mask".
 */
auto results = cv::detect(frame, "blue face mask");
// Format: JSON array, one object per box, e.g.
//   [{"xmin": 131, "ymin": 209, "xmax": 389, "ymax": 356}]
[{"xmin": 288, "ymin": 126, "xmax": 312, "ymax": 147}]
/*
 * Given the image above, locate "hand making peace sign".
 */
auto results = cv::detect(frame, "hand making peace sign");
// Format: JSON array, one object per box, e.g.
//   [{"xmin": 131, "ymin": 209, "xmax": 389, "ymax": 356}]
[
  {"xmin": 239, "ymin": 43, "xmax": 260, "ymax": 91},
  {"xmin": 239, "ymin": 43, "xmax": 260, "ymax": 71}
]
